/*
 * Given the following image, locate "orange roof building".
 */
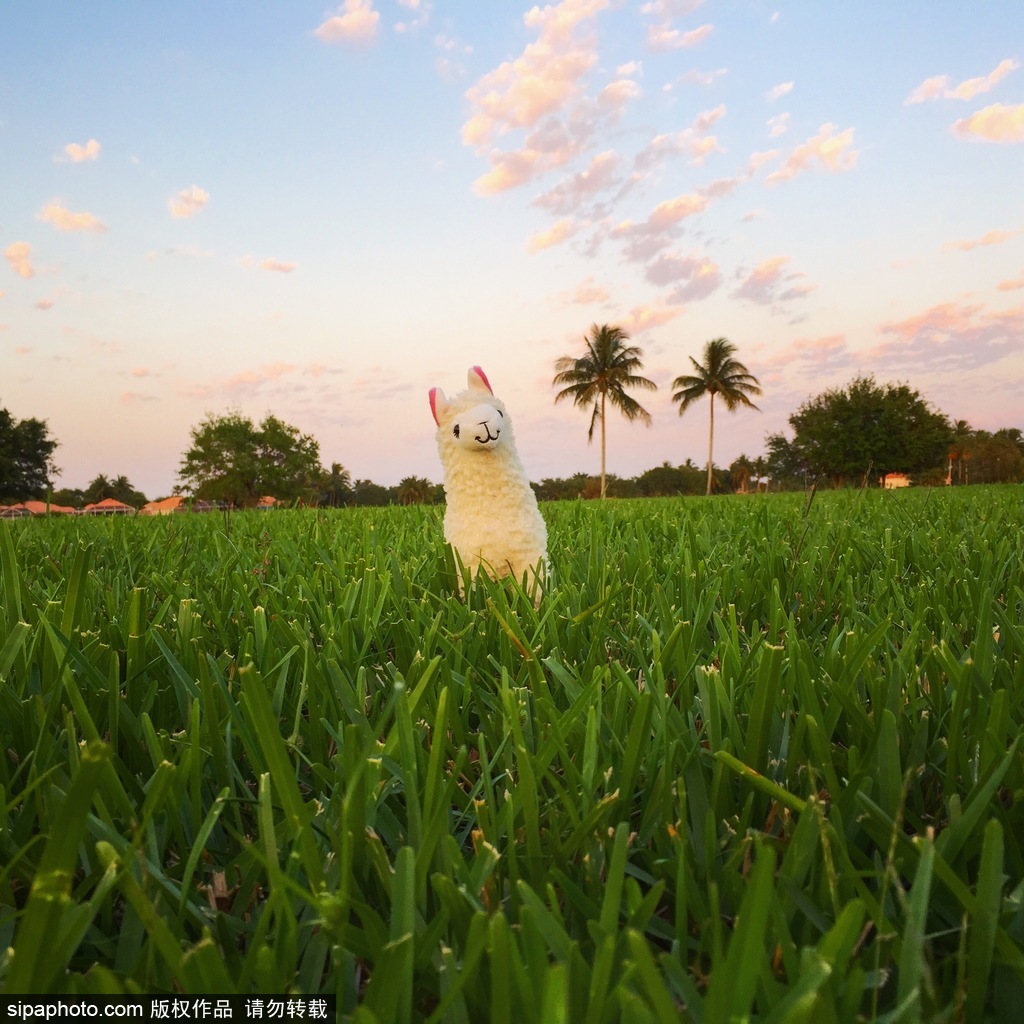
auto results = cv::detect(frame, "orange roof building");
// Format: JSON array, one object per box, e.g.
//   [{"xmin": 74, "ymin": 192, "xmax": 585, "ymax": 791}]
[
  {"xmin": 1, "ymin": 500, "xmax": 78, "ymax": 516},
  {"xmin": 139, "ymin": 496, "xmax": 187, "ymax": 515},
  {"xmin": 83, "ymin": 498, "xmax": 135, "ymax": 515}
]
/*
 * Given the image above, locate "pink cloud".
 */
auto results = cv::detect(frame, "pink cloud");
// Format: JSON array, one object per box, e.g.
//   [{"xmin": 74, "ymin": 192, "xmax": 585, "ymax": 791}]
[
  {"xmin": 647, "ymin": 22, "xmax": 713, "ymax": 50},
  {"xmin": 735, "ymin": 256, "xmax": 814, "ymax": 305},
  {"xmin": 905, "ymin": 58, "xmax": 1019, "ymax": 104},
  {"xmin": 260, "ymin": 259, "xmax": 297, "ymax": 274},
  {"xmin": 621, "ymin": 303, "xmax": 682, "ymax": 335},
  {"xmin": 649, "ymin": 193, "xmax": 708, "ymax": 228},
  {"xmin": 63, "ymin": 139, "xmax": 101, "ymax": 162},
  {"xmin": 528, "ymin": 218, "xmax": 576, "ymax": 252},
  {"xmin": 645, "ymin": 251, "xmax": 721, "ymax": 303},
  {"xmin": 952, "ymin": 102, "xmax": 1024, "ymax": 143},
  {"xmin": 4, "ymin": 241, "xmax": 34, "ymax": 279},
  {"xmin": 641, "ymin": 0, "xmax": 705, "ymax": 16},
  {"xmin": 765, "ymin": 123, "xmax": 858, "ymax": 184},
  {"xmin": 872, "ymin": 301, "xmax": 1024, "ymax": 371},
  {"xmin": 534, "ymin": 150, "xmax": 621, "ymax": 215},
  {"xmin": 679, "ymin": 67, "xmax": 727, "ymax": 88},
  {"xmin": 905, "ymin": 75, "xmax": 949, "ymax": 105},
  {"xmin": 997, "ymin": 270, "xmax": 1024, "ymax": 292},
  {"xmin": 771, "ymin": 333, "xmax": 848, "ymax": 369},
  {"xmin": 610, "ymin": 192, "xmax": 709, "ymax": 263},
  {"xmin": 169, "ymin": 186, "xmax": 209, "ymax": 219},
  {"xmin": 315, "ymin": 0, "xmax": 380, "ymax": 44},
  {"xmin": 35, "ymin": 298, "xmax": 54, "ymax": 311},
  {"xmin": 765, "ymin": 81, "xmax": 793, "ymax": 103},
  {"xmin": 37, "ymin": 202, "xmax": 108, "ymax": 233},
  {"xmin": 635, "ymin": 106, "xmax": 726, "ymax": 171},
  {"xmin": 566, "ymin": 277, "xmax": 611, "ymax": 305},
  {"xmin": 598, "ymin": 78, "xmax": 641, "ymax": 111},
  {"xmin": 943, "ymin": 227, "xmax": 1023, "ymax": 252},
  {"xmin": 463, "ymin": 1, "xmax": 625, "ymax": 196},
  {"xmin": 462, "ymin": 0, "xmax": 607, "ymax": 149}
]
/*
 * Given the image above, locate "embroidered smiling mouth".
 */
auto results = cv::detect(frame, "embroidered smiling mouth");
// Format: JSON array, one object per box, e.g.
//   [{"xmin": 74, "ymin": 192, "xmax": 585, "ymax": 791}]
[{"xmin": 474, "ymin": 423, "xmax": 501, "ymax": 444}]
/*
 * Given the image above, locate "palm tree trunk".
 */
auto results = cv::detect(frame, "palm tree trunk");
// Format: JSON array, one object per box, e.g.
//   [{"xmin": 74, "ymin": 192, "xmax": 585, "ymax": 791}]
[
  {"xmin": 600, "ymin": 390, "xmax": 607, "ymax": 499},
  {"xmin": 706, "ymin": 392, "xmax": 715, "ymax": 495}
]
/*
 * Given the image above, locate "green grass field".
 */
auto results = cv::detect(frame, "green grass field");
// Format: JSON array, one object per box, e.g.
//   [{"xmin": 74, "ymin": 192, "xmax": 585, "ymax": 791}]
[{"xmin": 1, "ymin": 487, "xmax": 1022, "ymax": 1021}]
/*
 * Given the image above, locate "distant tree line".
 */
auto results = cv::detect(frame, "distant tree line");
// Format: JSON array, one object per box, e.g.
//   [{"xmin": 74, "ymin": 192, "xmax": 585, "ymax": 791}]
[{"xmin": 3, "ymin": 366, "xmax": 1022, "ymax": 511}]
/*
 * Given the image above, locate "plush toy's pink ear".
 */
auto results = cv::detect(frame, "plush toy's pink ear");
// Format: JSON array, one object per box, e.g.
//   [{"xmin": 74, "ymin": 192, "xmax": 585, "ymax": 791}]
[
  {"xmin": 429, "ymin": 387, "xmax": 449, "ymax": 425},
  {"xmin": 468, "ymin": 366, "xmax": 493, "ymax": 393}
]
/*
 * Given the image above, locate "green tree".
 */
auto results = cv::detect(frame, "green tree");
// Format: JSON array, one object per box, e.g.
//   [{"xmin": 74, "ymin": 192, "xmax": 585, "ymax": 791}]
[
  {"xmin": 397, "ymin": 476, "xmax": 434, "ymax": 505},
  {"xmin": 178, "ymin": 411, "xmax": 322, "ymax": 507},
  {"xmin": 730, "ymin": 454, "xmax": 753, "ymax": 494},
  {"xmin": 553, "ymin": 324, "xmax": 657, "ymax": 499},
  {"xmin": 672, "ymin": 338, "xmax": 762, "ymax": 495},
  {"xmin": 967, "ymin": 430, "xmax": 1024, "ymax": 483},
  {"xmin": 351, "ymin": 479, "xmax": 394, "ymax": 507},
  {"xmin": 0, "ymin": 404, "xmax": 59, "ymax": 502},
  {"xmin": 784, "ymin": 376, "xmax": 951, "ymax": 487}
]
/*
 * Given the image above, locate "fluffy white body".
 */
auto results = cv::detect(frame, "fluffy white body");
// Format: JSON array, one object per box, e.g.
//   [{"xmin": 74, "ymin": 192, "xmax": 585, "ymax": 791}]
[{"xmin": 430, "ymin": 366, "xmax": 548, "ymax": 593}]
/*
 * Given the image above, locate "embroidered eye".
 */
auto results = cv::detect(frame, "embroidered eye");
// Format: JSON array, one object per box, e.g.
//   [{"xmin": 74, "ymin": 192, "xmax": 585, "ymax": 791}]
[{"xmin": 453, "ymin": 424, "xmax": 460, "ymax": 438}]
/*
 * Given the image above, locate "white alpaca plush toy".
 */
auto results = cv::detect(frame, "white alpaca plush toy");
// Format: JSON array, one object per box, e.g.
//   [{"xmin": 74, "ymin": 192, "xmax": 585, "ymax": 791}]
[{"xmin": 429, "ymin": 366, "xmax": 548, "ymax": 594}]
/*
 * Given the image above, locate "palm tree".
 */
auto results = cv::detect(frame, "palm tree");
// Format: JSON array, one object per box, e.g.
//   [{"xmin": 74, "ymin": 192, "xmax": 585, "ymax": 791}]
[
  {"xmin": 672, "ymin": 338, "xmax": 762, "ymax": 495},
  {"xmin": 948, "ymin": 419, "xmax": 972, "ymax": 485},
  {"xmin": 321, "ymin": 462, "xmax": 352, "ymax": 506},
  {"xmin": 87, "ymin": 474, "xmax": 112, "ymax": 503},
  {"xmin": 553, "ymin": 324, "xmax": 658, "ymax": 499}
]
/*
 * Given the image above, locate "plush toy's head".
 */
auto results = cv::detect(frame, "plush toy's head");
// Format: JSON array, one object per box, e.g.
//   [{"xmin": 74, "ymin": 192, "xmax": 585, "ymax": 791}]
[{"xmin": 430, "ymin": 366, "xmax": 511, "ymax": 455}]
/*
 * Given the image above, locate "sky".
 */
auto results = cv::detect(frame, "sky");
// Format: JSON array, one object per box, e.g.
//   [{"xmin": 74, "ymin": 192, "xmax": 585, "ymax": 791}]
[{"xmin": 2, "ymin": 1, "xmax": 1022, "ymax": 499}]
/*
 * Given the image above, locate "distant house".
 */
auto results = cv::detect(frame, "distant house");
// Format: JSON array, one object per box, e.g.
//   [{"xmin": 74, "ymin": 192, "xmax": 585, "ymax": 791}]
[
  {"xmin": 0, "ymin": 500, "xmax": 77, "ymax": 517},
  {"xmin": 139, "ymin": 496, "xmax": 187, "ymax": 516},
  {"xmin": 883, "ymin": 473, "xmax": 911, "ymax": 489},
  {"xmin": 83, "ymin": 498, "xmax": 135, "ymax": 515}
]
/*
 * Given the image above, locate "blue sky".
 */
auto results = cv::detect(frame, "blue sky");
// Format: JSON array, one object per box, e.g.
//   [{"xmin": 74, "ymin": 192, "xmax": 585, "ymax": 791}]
[{"xmin": 2, "ymin": 1, "xmax": 1022, "ymax": 498}]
